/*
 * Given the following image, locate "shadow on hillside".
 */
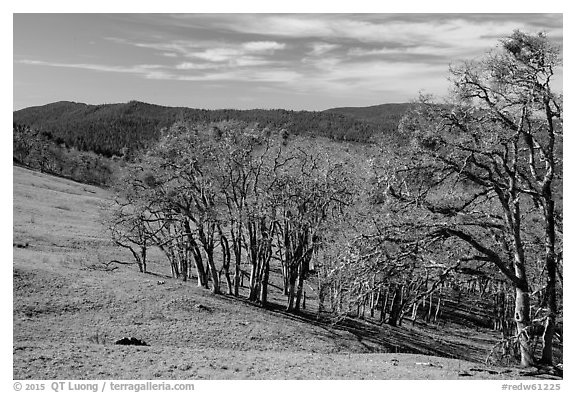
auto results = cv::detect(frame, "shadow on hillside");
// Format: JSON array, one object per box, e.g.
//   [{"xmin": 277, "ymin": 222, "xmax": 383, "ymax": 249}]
[
  {"xmin": 144, "ymin": 271, "xmax": 173, "ymax": 279},
  {"xmin": 156, "ymin": 271, "xmax": 493, "ymax": 363},
  {"xmin": 256, "ymin": 301, "xmax": 490, "ymax": 363},
  {"xmin": 332, "ymin": 317, "xmax": 488, "ymax": 362}
]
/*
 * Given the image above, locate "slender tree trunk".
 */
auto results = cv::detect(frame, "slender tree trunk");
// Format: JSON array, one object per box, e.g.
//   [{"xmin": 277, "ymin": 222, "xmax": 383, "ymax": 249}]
[
  {"xmin": 169, "ymin": 246, "xmax": 180, "ymax": 279},
  {"xmin": 184, "ymin": 221, "xmax": 208, "ymax": 288},
  {"xmin": 426, "ymin": 293, "xmax": 433, "ymax": 322},
  {"xmin": 180, "ymin": 246, "xmax": 188, "ymax": 282},
  {"xmin": 295, "ymin": 264, "xmax": 305, "ymax": 312},
  {"xmin": 191, "ymin": 241, "xmax": 208, "ymax": 288},
  {"xmin": 411, "ymin": 300, "xmax": 420, "ymax": 326},
  {"xmin": 231, "ymin": 225, "xmax": 242, "ymax": 296},
  {"xmin": 259, "ymin": 232, "xmax": 273, "ymax": 306},
  {"xmin": 247, "ymin": 221, "xmax": 260, "ymax": 301},
  {"xmin": 197, "ymin": 223, "xmax": 220, "ymax": 293},
  {"xmin": 233, "ymin": 247, "xmax": 241, "ymax": 296},
  {"xmin": 283, "ymin": 265, "xmax": 290, "ymax": 295},
  {"xmin": 388, "ymin": 284, "xmax": 403, "ymax": 327},
  {"xmin": 206, "ymin": 248, "xmax": 220, "ymax": 294},
  {"xmin": 259, "ymin": 256, "xmax": 270, "ymax": 306},
  {"xmin": 218, "ymin": 227, "xmax": 233, "ymax": 295},
  {"xmin": 140, "ymin": 246, "xmax": 147, "ymax": 273},
  {"xmin": 541, "ymin": 199, "xmax": 558, "ymax": 365},
  {"xmin": 248, "ymin": 261, "xmax": 259, "ymax": 301},
  {"xmin": 380, "ymin": 288, "xmax": 389, "ymax": 324},
  {"xmin": 317, "ymin": 272, "xmax": 326, "ymax": 318},
  {"xmin": 286, "ymin": 274, "xmax": 296, "ymax": 312},
  {"xmin": 224, "ymin": 271, "xmax": 233, "ymax": 295},
  {"xmin": 434, "ymin": 293, "xmax": 442, "ymax": 323}
]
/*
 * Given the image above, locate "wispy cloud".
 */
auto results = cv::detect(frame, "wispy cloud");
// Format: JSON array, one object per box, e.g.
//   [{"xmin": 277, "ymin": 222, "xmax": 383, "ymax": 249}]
[
  {"xmin": 308, "ymin": 42, "xmax": 340, "ymax": 56},
  {"xmin": 176, "ymin": 69, "xmax": 302, "ymax": 83},
  {"xmin": 188, "ymin": 14, "xmax": 562, "ymax": 42},
  {"xmin": 242, "ymin": 41, "xmax": 286, "ymax": 52},
  {"xmin": 17, "ymin": 58, "xmax": 301, "ymax": 84},
  {"xmin": 187, "ymin": 41, "xmax": 286, "ymax": 63},
  {"xmin": 107, "ymin": 37, "xmax": 288, "ymax": 70},
  {"xmin": 175, "ymin": 62, "xmax": 219, "ymax": 70},
  {"xmin": 18, "ymin": 59, "xmax": 168, "ymax": 79}
]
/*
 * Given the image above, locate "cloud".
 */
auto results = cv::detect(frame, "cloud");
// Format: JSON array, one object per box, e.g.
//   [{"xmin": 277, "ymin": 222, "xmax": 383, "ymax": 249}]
[
  {"xmin": 194, "ymin": 14, "xmax": 433, "ymax": 44},
  {"xmin": 188, "ymin": 41, "xmax": 285, "ymax": 62},
  {"xmin": 18, "ymin": 59, "xmax": 166, "ymax": 77},
  {"xmin": 308, "ymin": 42, "xmax": 340, "ymax": 56},
  {"xmin": 346, "ymin": 46, "xmax": 456, "ymax": 66},
  {"xmin": 175, "ymin": 62, "xmax": 219, "ymax": 70},
  {"xmin": 177, "ymin": 14, "xmax": 561, "ymax": 61},
  {"xmin": 191, "ymin": 48, "xmax": 240, "ymax": 62},
  {"xmin": 17, "ymin": 58, "xmax": 300, "ymax": 84},
  {"xmin": 201, "ymin": 14, "xmax": 562, "ymax": 41},
  {"xmin": 241, "ymin": 41, "xmax": 286, "ymax": 52},
  {"xmin": 304, "ymin": 60, "xmax": 448, "ymax": 93},
  {"xmin": 109, "ymin": 37, "xmax": 288, "ymax": 70},
  {"xmin": 176, "ymin": 69, "xmax": 301, "ymax": 83}
]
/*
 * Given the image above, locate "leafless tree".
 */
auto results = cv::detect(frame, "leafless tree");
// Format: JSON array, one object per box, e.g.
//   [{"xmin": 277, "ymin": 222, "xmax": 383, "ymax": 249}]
[{"xmin": 381, "ymin": 31, "xmax": 562, "ymax": 367}]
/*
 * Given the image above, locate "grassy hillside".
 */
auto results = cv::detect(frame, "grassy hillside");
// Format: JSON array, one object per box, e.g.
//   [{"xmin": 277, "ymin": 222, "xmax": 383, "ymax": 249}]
[{"xmin": 13, "ymin": 165, "xmax": 549, "ymax": 380}]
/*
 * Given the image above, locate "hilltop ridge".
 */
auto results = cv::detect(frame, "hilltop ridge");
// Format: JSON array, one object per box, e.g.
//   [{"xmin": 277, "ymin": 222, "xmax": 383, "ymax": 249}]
[{"xmin": 13, "ymin": 101, "xmax": 409, "ymax": 157}]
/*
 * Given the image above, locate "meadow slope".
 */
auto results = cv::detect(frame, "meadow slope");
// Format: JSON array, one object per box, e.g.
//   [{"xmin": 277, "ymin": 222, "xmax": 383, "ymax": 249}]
[{"xmin": 13, "ymin": 165, "xmax": 547, "ymax": 380}]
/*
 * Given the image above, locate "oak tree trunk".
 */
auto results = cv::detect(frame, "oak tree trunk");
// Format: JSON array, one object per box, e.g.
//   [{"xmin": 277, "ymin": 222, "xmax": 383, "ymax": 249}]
[
  {"xmin": 541, "ymin": 200, "xmax": 558, "ymax": 365},
  {"xmin": 514, "ymin": 287, "xmax": 535, "ymax": 367}
]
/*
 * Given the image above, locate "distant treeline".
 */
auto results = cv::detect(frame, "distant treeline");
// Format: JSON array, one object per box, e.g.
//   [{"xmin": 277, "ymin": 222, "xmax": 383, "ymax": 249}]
[
  {"xmin": 13, "ymin": 100, "xmax": 409, "ymax": 158},
  {"xmin": 324, "ymin": 103, "xmax": 411, "ymax": 125},
  {"xmin": 13, "ymin": 123, "xmax": 116, "ymax": 186}
]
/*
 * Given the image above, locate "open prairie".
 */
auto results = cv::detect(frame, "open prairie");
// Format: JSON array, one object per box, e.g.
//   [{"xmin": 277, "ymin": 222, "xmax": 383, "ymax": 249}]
[{"xmin": 12, "ymin": 165, "xmax": 553, "ymax": 380}]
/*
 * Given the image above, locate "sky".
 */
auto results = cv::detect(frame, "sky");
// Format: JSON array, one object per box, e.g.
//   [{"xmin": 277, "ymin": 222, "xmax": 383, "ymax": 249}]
[{"xmin": 13, "ymin": 13, "xmax": 563, "ymax": 111}]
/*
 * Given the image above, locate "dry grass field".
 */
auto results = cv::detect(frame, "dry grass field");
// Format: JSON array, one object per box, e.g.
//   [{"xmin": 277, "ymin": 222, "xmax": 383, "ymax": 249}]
[{"xmin": 12, "ymin": 165, "xmax": 552, "ymax": 380}]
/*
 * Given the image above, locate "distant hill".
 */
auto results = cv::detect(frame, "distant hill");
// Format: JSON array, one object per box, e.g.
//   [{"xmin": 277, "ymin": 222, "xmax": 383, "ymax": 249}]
[
  {"xmin": 13, "ymin": 101, "xmax": 409, "ymax": 158},
  {"xmin": 324, "ymin": 103, "xmax": 412, "ymax": 125},
  {"xmin": 13, "ymin": 101, "xmax": 191, "ymax": 157}
]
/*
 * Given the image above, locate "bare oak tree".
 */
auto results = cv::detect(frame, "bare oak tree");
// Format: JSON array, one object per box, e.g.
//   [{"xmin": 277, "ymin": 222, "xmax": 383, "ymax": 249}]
[{"xmin": 385, "ymin": 31, "xmax": 562, "ymax": 367}]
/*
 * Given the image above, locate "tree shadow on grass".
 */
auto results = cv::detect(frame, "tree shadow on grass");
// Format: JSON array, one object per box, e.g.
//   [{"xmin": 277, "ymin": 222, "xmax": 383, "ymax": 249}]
[
  {"xmin": 331, "ymin": 317, "xmax": 489, "ymax": 362},
  {"xmin": 257, "ymin": 300, "xmax": 491, "ymax": 363},
  {"xmin": 144, "ymin": 271, "xmax": 173, "ymax": 279},
  {"xmin": 154, "ymin": 270, "xmax": 494, "ymax": 363}
]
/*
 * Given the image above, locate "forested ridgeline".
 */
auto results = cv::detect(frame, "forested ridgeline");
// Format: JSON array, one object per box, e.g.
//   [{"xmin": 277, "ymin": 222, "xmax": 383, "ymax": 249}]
[
  {"xmin": 324, "ymin": 103, "xmax": 410, "ymax": 126},
  {"xmin": 13, "ymin": 100, "xmax": 408, "ymax": 158}
]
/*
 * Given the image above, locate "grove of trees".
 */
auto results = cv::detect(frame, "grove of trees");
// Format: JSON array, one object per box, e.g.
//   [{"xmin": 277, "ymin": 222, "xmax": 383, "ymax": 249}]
[
  {"xmin": 373, "ymin": 31, "xmax": 561, "ymax": 367},
  {"xmin": 108, "ymin": 121, "xmax": 356, "ymax": 313},
  {"xmin": 107, "ymin": 31, "xmax": 562, "ymax": 368}
]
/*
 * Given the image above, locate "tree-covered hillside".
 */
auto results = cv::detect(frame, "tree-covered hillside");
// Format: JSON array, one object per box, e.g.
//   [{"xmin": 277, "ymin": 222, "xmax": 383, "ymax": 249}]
[
  {"xmin": 324, "ymin": 102, "xmax": 411, "ymax": 128},
  {"xmin": 13, "ymin": 100, "xmax": 407, "ymax": 158}
]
